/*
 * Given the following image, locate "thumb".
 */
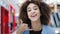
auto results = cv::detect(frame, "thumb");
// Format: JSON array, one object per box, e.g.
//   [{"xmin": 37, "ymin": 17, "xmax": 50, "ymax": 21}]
[{"xmin": 19, "ymin": 19, "xmax": 23, "ymax": 24}]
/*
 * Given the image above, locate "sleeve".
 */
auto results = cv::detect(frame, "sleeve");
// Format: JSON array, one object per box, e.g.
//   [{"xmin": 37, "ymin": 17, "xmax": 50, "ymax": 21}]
[
  {"xmin": 47, "ymin": 26, "xmax": 56, "ymax": 34},
  {"xmin": 22, "ymin": 30, "xmax": 29, "ymax": 34},
  {"xmin": 47, "ymin": 29, "xmax": 56, "ymax": 34}
]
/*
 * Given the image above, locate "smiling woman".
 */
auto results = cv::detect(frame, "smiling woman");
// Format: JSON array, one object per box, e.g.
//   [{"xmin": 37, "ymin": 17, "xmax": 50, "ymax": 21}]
[{"xmin": 16, "ymin": 0, "xmax": 55, "ymax": 34}]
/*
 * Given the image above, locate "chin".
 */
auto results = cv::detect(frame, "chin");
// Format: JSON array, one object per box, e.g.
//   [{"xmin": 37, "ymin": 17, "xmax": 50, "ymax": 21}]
[{"xmin": 30, "ymin": 18, "xmax": 38, "ymax": 22}]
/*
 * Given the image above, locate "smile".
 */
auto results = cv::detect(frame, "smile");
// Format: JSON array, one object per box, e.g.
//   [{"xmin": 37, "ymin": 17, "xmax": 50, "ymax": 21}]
[{"xmin": 31, "ymin": 14, "xmax": 37, "ymax": 17}]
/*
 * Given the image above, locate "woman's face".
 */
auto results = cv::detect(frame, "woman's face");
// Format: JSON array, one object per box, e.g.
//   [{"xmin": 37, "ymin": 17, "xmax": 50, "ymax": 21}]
[{"xmin": 27, "ymin": 3, "xmax": 41, "ymax": 22}]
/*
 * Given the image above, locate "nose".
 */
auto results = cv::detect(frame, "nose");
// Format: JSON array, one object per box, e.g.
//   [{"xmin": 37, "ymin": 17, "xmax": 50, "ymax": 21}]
[{"xmin": 31, "ymin": 10, "xmax": 35, "ymax": 14}]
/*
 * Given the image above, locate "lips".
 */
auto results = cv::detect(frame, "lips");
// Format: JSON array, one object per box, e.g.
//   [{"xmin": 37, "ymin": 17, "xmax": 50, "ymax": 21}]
[{"xmin": 31, "ymin": 14, "xmax": 37, "ymax": 17}]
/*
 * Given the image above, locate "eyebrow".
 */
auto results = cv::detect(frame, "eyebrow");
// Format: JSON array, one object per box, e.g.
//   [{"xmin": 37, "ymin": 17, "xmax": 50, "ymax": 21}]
[
  {"xmin": 27, "ymin": 5, "xmax": 37, "ymax": 10},
  {"xmin": 27, "ymin": 7, "xmax": 30, "ymax": 10},
  {"xmin": 33, "ymin": 5, "xmax": 37, "ymax": 8}
]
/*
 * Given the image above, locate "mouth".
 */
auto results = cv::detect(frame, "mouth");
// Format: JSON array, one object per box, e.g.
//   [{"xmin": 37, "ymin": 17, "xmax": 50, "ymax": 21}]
[{"xmin": 31, "ymin": 14, "xmax": 37, "ymax": 18}]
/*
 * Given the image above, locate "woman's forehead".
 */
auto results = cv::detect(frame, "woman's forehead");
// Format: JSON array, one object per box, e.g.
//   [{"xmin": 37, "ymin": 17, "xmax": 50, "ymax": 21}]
[{"xmin": 27, "ymin": 3, "xmax": 38, "ymax": 9}]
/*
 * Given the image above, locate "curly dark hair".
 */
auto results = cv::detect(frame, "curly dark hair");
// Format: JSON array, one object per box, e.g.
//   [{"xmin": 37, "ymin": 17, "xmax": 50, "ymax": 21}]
[{"xmin": 19, "ymin": 0, "xmax": 51, "ymax": 28}]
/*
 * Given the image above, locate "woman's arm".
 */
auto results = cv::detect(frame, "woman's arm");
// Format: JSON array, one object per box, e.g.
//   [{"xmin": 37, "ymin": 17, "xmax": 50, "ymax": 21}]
[
  {"xmin": 12, "ymin": 30, "xmax": 22, "ymax": 34},
  {"xmin": 16, "ymin": 30, "xmax": 22, "ymax": 34},
  {"xmin": 16, "ymin": 23, "xmax": 28, "ymax": 34}
]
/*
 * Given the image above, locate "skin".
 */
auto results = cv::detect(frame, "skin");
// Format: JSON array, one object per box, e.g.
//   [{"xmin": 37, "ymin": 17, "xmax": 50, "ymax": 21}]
[
  {"xmin": 16, "ymin": 3, "xmax": 42, "ymax": 34},
  {"xmin": 27, "ymin": 3, "xmax": 42, "ymax": 31}
]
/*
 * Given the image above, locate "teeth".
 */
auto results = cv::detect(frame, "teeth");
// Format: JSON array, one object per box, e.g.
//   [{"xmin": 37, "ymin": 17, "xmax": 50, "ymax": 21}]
[{"xmin": 31, "ymin": 14, "xmax": 37, "ymax": 17}]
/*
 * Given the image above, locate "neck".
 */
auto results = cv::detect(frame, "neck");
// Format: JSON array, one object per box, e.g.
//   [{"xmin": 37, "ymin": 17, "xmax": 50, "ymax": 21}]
[{"xmin": 31, "ymin": 19, "xmax": 42, "ymax": 31}]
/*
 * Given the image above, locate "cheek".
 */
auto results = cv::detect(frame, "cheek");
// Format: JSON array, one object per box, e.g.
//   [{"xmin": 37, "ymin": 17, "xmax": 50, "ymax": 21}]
[
  {"xmin": 27, "ymin": 12, "xmax": 30, "ymax": 18},
  {"xmin": 37, "ymin": 10, "xmax": 40, "ymax": 15},
  {"xmin": 37, "ymin": 10, "xmax": 41, "ymax": 16}
]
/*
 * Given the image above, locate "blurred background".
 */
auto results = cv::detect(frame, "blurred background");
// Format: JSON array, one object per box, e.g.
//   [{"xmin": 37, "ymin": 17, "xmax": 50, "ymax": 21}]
[{"xmin": 0, "ymin": 0, "xmax": 60, "ymax": 34}]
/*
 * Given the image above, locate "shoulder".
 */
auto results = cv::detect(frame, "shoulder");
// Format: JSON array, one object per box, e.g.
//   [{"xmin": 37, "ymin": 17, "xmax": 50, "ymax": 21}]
[
  {"xmin": 42, "ymin": 25, "xmax": 55, "ymax": 34},
  {"xmin": 43, "ymin": 25, "xmax": 53, "ymax": 30}
]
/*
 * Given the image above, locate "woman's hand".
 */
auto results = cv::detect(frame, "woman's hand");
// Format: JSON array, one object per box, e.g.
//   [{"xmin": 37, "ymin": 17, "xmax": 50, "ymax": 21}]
[
  {"xmin": 16, "ymin": 19, "xmax": 32, "ymax": 34},
  {"xmin": 18, "ymin": 23, "xmax": 28, "ymax": 32}
]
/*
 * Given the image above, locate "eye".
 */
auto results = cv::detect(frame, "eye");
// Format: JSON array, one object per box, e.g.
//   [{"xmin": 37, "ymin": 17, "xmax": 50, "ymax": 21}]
[
  {"xmin": 34, "ymin": 8, "xmax": 38, "ymax": 10},
  {"xmin": 27, "ymin": 9, "xmax": 31, "ymax": 12}
]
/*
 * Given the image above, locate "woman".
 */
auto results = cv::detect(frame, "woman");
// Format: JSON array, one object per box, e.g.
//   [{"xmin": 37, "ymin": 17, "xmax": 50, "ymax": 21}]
[{"xmin": 17, "ymin": 0, "xmax": 55, "ymax": 34}]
